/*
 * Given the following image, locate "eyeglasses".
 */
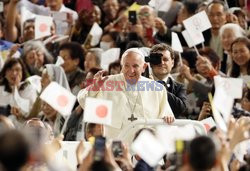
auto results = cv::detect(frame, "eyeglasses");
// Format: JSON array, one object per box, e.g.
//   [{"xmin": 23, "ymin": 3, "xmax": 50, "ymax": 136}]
[{"xmin": 138, "ymin": 12, "xmax": 150, "ymax": 18}]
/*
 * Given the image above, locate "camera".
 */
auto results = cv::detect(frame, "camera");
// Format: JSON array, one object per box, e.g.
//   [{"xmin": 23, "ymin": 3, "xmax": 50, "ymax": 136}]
[
  {"xmin": 94, "ymin": 136, "xmax": 106, "ymax": 161},
  {"xmin": 145, "ymin": 52, "xmax": 162, "ymax": 65},
  {"xmin": 112, "ymin": 141, "xmax": 123, "ymax": 158}
]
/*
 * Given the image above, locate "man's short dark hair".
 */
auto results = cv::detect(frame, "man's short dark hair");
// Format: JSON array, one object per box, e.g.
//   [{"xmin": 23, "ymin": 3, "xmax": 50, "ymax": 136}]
[
  {"xmin": 183, "ymin": 0, "xmax": 202, "ymax": 15},
  {"xmin": 23, "ymin": 18, "xmax": 35, "ymax": 28},
  {"xmin": 0, "ymin": 130, "xmax": 30, "ymax": 171},
  {"xmin": 150, "ymin": 43, "xmax": 175, "ymax": 59},
  {"xmin": 189, "ymin": 136, "xmax": 216, "ymax": 171}
]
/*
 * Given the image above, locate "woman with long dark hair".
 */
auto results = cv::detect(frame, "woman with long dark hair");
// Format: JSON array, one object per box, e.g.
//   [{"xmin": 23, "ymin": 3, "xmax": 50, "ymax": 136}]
[
  {"xmin": 0, "ymin": 58, "xmax": 38, "ymax": 126},
  {"xmin": 230, "ymin": 37, "xmax": 250, "ymax": 78}
]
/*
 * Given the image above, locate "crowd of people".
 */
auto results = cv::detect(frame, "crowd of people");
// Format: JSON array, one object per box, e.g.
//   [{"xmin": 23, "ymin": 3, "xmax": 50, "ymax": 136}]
[{"xmin": 0, "ymin": 0, "xmax": 250, "ymax": 170}]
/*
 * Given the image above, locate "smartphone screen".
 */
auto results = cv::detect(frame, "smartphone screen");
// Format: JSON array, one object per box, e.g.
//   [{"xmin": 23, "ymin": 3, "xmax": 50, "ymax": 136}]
[
  {"xmin": 112, "ymin": 141, "xmax": 123, "ymax": 158},
  {"xmin": 94, "ymin": 136, "xmax": 106, "ymax": 161},
  {"xmin": 129, "ymin": 11, "xmax": 137, "ymax": 25}
]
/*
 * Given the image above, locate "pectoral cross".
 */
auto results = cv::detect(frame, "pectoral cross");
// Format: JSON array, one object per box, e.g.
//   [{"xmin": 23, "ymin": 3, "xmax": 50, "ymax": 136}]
[{"xmin": 128, "ymin": 114, "xmax": 137, "ymax": 122}]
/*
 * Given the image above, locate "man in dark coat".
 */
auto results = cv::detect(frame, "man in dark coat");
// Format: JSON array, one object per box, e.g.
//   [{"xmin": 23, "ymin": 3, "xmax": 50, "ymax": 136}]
[{"xmin": 149, "ymin": 43, "xmax": 187, "ymax": 118}]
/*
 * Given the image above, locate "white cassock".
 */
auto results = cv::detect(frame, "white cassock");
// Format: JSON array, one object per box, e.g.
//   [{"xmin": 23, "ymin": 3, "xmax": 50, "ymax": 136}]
[{"xmin": 78, "ymin": 73, "xmax": 174, "ymax": 143}]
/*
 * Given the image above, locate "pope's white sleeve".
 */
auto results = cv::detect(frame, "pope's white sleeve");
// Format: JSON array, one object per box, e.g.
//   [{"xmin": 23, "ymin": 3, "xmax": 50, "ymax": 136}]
[
  {"xmin": 159, "ymin": 87, "xmax": 174, "ymax": 118},
  {"xmin": 77, "ymin": 85, "xmax": 100, "ymax": 109}
]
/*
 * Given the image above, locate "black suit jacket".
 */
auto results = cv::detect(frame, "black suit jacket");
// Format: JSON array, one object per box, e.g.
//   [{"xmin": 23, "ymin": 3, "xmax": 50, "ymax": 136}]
[{"xmin": 162, "ymin": 78, "xmax": 188, "ymax": 118}]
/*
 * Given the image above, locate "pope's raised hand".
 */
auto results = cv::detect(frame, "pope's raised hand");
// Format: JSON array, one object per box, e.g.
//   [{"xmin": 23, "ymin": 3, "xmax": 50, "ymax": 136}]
[{"xmin": 93, "ymin": 70, "xmax": 108, "ymax": 89}]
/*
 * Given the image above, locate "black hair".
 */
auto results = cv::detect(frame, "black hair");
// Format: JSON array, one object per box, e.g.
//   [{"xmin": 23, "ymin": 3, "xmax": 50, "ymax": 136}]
[
  {"xmin": 90, "ymin": 161, "xmax": 114, "ymax": 171},
  {"xmin": 125, "ymin": 40, "xmax": 144, "ymax": 50},
  {"xmin": 0, "ymin": 130, "xmax": 30, "ymax": 171},
  {"xmin": 150, "ymin": 43, "xmax": 175, "ymax": 60},
  {"xmin": 199, "ymin": 47, "xmax": 221, "ymax": 68},
  {"xmin": 182, "ymin": 49, "xmax": 198, "ymax": 70},
  {"xmin": 189, "ymin": 136, "xmax": 216, "ymax": 171},
  {"xmin": 108, "ymin": 60, "xmax": 121, "ymax": 74},
  {"xmin": 0, "ymin": 58, "xmax": 28, "ymax": 93},
  {"xmin": 183, "ymin": 0, "xmax": 202, "ymax": 15},
  {"xmin": 102, "ymin": 31, "xmax": 121, "ymax": 47},
  {"xmin": 59, "ymin": 42, "xmax": 85, "ymax": 70},
  {"xmin": 23, "ymin": 18, "xmax": 35, "ymax": 28}
]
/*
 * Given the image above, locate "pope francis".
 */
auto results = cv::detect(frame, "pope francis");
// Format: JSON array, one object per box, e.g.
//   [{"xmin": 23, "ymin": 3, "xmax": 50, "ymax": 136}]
[{"xmin": 78, "ymin": 48, "xmax": 175, "ymax": 143}]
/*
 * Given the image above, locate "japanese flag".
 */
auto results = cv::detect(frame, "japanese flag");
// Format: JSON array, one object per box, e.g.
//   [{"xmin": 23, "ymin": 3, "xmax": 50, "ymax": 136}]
[
  {"xmin": 201, "ymin": 117, "xmax": 216, "ymax": 132},
  {"xmin": 84, "ymin": 97, "xmax": 112, "ymax": 126},
  {"xmin": 40, "ymin": 82, "xmax": 76, "ymax": 117},
  {"xmin": 35, "ymin": 15, "xmax": 53, "ymax": 39},
  {"xmin": 171, "ymin": 32, "xmax": 183, "ymax": 53}
]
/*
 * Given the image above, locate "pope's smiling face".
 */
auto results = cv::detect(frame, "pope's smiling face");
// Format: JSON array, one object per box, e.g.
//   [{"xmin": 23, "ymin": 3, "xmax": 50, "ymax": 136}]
[{"xmin": 121, "ymin": 52, "xmax": 147, "ymax": 84}]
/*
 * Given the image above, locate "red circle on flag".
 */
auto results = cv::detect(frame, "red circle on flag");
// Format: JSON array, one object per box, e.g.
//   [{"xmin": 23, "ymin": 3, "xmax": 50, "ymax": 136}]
[
  {"xmin": 39, "ymin": 23, "xmax": 48, "ymax": 32},
  {"xmin": 57, "ymin": 95, "xmax": 68, "ymax": 107},
  {"xmin": 204, "ymin": 124, "xmax": 211, "ymax": 132},
  {"xmin": 96, "ymin": 105, "xmax": 108, "ymax": 118}
]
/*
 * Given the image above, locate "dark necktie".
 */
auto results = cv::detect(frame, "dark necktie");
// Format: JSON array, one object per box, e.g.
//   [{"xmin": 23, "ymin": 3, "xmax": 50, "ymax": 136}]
[{"xmin": 157, "ymin": 80, "xmax": 168, "ymax": 89}]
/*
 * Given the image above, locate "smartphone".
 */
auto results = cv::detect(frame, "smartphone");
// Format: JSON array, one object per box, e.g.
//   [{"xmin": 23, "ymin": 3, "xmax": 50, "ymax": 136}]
[
  {"xmin": 94, "ymin": 136, "xmax": 106, "ymax": 161},
  {"xmin": 112, "ymin": 141, "xmax": 123, "ymax": 158},
  {"xmin": 129, "ymin": 11, "xmax": 137, "ymax": 25}
]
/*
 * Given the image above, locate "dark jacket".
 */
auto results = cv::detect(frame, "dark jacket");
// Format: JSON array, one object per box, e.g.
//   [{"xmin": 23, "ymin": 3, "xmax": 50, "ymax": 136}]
[
  {"xmin": 159, "ymin": 78, "xmax": 188, "ymax": 118},
  {"xmin": 134, "ymin": 160, "xmax": 154, "ymax": 171}
]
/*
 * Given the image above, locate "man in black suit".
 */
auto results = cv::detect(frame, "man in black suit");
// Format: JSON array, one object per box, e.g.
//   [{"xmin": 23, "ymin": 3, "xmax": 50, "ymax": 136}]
[{"xmin": 149, "ymin": 43, "xmax": 187, "ymax": 118}]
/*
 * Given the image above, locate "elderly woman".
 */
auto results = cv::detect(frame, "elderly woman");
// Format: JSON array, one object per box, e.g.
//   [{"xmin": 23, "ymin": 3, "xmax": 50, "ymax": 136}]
[
  {"xmin": 34, "ymin": 64, "xmax": 70, "ymax": 136},
  {"xmin": 22, "ymin": 40, "xmax": 53, "ymax": 76},
  {"xmin": 219, "ymin": 23, "xmax": 245, "ymax": 75},
  {"xmin": 0, "ymin": 58, "xmax": 37, "ymax": 126}
]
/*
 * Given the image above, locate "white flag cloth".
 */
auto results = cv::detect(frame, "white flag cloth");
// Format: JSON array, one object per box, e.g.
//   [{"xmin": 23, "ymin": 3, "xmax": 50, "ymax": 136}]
[
  {"xmin": 213, "ymin": 76, "xmax": 243, "ymax": 123},
  {"xmin": 157, "ymin": 124, "xmax": 196, "ymax": 153},
  {"xmin": 89, "ymin": 22, "xmax": 103, "ymax": 46},
  {"xmin": 14, "ymin": 86, "xmax": 30, "ymax": 114},
  {"xmin": 201, "ymin": 117, "xmax": 216, "ymax": 132},
  {"xmin": 148, "ymin": 0, "xmax": 172, "ymax": 12},
  {"xmin": 35, "ymin": 15, "xmax": 53, "ymax": 39},
  {"xmin": 171, "ymin": 32, "xmax": 183, "ymax": 52},
  {"xmin": 183, "ymin": 11, "xmax": 211, "ymax": 33},
  {"xmin": 55, "ymin": 56, "xmax": 65, "ymax": 66},
  {"xmin": 26, "ymin": 75, "xmax": 42, "ymax": 93},
  {"xmin": 40, "ymin": 82, "xmax": 76, "ymax": 117},
  {"xmin": 84, "ymin": 97, "xmax": 112, "ymax": 126},
  {"xmin": 208, "ymin": 94, "xmax": 227, "ymax": 132},
  {"xmin": 182, "ymin": 29, "xmax": 204, "ymax": 47},
  {"xmin": 101, "ymin": 48, "xmax": 120, "ymax": 70},
  {"xmin": 214, "ymin": 76, "xmax": 243, "ymax": 99},
  {"xmin": 182, "ymin": 11, "xmax": 210, "ymax": 46},
  {"xmin": 131, "ymin": 130, "xmax": 166, "ymax": 167}
]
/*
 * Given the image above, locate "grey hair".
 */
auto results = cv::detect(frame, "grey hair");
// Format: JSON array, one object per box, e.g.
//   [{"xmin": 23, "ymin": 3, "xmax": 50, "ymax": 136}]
[
  {"xmin": 219, "ymin": 23, "xmax": 246, "ymax": 39},
  {"xmin": 139, "ymin": 5, "xmax": 156, "ymax": 17},
  {"xmin": 121, "ymin": 48, "xmax": 145, "ymax": 65},
  {"xmin": 23, "ymin": 40, "xmax": 53, "ymax": 63},
  {"xmin": 88, "ymin": 48, "xmax": 103, "ymax": 66}
]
